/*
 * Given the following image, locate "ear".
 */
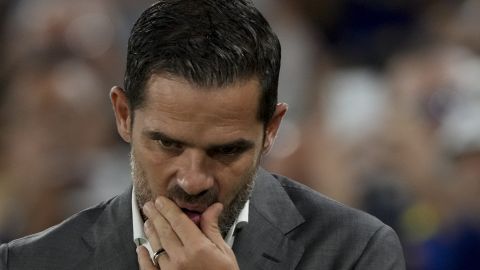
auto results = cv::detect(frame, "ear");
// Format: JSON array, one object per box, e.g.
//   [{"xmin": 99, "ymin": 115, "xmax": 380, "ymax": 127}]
[
  {"xmin": 263, "ymin": 103, "xmax": 288, "ymax": 154},
  {"xmin": 110, "ymin": 86, "xmax": 132, "ymax": 143}
]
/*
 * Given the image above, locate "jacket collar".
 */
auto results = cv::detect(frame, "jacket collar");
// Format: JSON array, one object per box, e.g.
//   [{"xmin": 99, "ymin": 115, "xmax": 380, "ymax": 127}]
[
  {"xmin": 79, "ymin": 168, "xmax": 305, "ymax": 270},
  {"xmin": 233, "ymin": 168, "xmax": 305, "ymax": 270},
  {"xmin": 81, "ymin": 187, "xmax": 138, "ymax": 270}
]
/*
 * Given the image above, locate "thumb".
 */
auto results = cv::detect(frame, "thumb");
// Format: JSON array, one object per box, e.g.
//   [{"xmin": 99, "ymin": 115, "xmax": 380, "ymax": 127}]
[{"xmin": 200, "ymin": 202, "xmax": 224, "ymax": 245}]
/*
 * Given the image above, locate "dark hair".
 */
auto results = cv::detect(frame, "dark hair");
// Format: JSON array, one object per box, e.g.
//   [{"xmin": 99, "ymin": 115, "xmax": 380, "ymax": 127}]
[{"xmin": 124, "ymin": 0, "xmax": 281, "ymax": 124}]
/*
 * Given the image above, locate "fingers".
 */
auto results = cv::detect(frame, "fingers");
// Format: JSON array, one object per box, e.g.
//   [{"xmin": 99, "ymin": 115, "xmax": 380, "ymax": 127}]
[
  {"xmin": 152, "ymin": 249, "xmax": 170, "ymax": 269},
  {"xmin": 144, "ymin": 219, "xmax": 161, "ymax": 252},
  {"xmin": 143, "ymin": 201, "xmax": 182, "ymax": 255},
  {"xmin": 200, "ymin": 203, "xmax": 226, "ymax": 247},
  {"xmin": 137, "ymin": 246, "xmax": 157, "ymax": 270},
  {"xmin": 154, "ymin": 197, "xmax": 201, "ymax": 244},
  {"xmin": 141, "ymin": 196, "xmax": 239, "ymax": 269}
]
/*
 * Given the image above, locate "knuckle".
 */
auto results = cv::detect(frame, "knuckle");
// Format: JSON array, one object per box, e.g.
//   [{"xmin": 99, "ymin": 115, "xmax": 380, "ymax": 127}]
[
  {"xmin": 144, "ymin": 220, "xmax": 155, "ymax": 236},
  {"xmin": 194, "ymin": 241, "xmax": 215, "ymax": 255},
  {"xmin": 152, "ymin": 216, "xmax": 167, "ymax": 230},
  {"xmin": 158, "ymin": 222, "xmax": 172, "ymax": 236},
  {"xmin": 172, "ymin": 254, "xmax": 187, "ymax": 268},
  {"xmin": 163, "ymin": 204, "xmax": 176, "ymax": 219},
  {"xmin": 170, "ymin": 214, "xmax": 186, "ymax": 229}
]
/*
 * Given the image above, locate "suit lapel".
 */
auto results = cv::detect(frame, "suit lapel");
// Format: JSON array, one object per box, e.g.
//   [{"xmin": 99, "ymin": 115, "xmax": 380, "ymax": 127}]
[
  {"xmin": 81, "ymin": 187, "xmax": 138, "ymax": 270},
  {"xmin": 234, "ymin": 168, "xmax": 305, "ymax": 270}
]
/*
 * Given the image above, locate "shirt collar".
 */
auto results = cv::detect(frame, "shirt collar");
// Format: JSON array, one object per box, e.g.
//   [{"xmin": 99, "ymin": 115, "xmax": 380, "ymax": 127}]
[
  {"xmin": 132, "ymin": 188, "xmax": 155, "ymax": 257},
  {"xmin": 224, "ymin": 200, "xmax": 249, "ymax": 247},
  {"xmin": 131, "ymin": 188, "xmax": 249, "ymax": 258}
]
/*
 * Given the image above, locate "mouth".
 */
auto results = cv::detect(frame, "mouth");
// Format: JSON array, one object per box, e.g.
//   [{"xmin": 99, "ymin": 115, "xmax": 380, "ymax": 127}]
[{"xmin": 181, "ymin": 208, "xmax": 203, "ymax": 226}]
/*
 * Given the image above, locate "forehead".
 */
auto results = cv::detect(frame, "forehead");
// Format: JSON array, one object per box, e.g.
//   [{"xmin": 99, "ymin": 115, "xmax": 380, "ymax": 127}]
[
  {"xmin": 142, "ymin": 75, "xmax": 260, "ymax": 117},
  {"xmin": 134, "ymin": 75, "xmax": 263, "ymax": 139}
]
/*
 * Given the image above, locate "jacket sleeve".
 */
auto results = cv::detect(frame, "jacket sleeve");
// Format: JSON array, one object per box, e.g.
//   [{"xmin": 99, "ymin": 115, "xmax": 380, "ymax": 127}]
[
  {"xmin": 0, "ymin": 243, "xmax": 8, "ymax": 269},
  {"xmin": 353, "ymin": 225, "xmax": 406, "ymax": 270}
]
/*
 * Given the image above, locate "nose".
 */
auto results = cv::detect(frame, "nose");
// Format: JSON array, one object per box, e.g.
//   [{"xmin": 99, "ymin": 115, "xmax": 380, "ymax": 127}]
[{"xmin": 175, "ymin": 149, "xmax": 214, "ymax": 195}]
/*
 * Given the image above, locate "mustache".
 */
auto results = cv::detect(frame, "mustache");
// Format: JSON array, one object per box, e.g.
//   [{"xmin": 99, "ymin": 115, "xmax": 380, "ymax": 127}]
[{"xmin": 166, "ymin": 184, "xmax": 219, "ymax": 207}]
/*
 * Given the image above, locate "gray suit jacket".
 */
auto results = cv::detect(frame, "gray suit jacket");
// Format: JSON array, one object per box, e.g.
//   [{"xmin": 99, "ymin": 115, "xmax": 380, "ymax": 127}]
[{"xmin": 0, "ymin": 169, "xmax": 405, "ymax": 269}]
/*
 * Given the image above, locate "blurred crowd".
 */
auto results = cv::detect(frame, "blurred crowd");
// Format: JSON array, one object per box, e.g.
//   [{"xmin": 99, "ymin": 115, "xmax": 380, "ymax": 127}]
[{"xmin": 1, "ymin": 0, "xmax": 479, "ymax": 269}]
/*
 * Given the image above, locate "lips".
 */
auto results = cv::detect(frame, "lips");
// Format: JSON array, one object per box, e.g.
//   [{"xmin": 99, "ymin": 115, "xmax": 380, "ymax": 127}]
[
  {"xmin": 174, "ymin": 201, "xmax": 207, "ymax": 227},
  {"xmin": 181, "ymin": 208, "xmax": 202, "ymax": 226}
]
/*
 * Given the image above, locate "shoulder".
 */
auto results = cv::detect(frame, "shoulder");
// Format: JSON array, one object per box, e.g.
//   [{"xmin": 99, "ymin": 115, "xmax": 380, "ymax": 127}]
[
  {"xmin": 0, "ymin": 197, "xmax": 115, "ymax": 269},
  {"xmin": 7, "ymin": 198, "xmax": 112, "ymax": 248},
  {"xmin": 270, "ymin": 173, "xmax": 405, "ymax": 269},
  {"xmin": 273, "ymin": 173, "xmax": 384, "ymax": 229}
]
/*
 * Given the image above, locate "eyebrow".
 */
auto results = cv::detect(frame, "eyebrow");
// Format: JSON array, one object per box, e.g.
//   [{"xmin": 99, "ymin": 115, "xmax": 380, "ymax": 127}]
[
  {"xmin": 207, "ymin": 139, "xmax": 255, "ymax": 152},
  {"xmin": 143, "ymin": 130, "xmax": 255, "ymax": 151}
]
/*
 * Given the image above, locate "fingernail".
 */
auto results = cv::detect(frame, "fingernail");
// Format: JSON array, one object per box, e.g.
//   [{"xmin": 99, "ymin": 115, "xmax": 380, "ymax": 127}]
[{"xmin": 136, "ymin": 246, "xmax": 140, "ymax": 254}]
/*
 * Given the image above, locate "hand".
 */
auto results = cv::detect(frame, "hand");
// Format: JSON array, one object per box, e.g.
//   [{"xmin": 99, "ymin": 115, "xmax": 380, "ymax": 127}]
[{"xmin": 137, "ymin": 196, "xmax": 240, "ymax": 270}]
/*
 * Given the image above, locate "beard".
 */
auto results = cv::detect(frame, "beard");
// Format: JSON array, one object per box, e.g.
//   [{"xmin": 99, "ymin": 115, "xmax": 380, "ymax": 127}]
[{"xmin": 130, "ymin": 149, "xmax": 257, "ymax": 237}]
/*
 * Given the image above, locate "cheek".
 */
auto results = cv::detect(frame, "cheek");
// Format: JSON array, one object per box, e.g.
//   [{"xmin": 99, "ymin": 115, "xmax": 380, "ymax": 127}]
[
  {"xmin": 133, "ymin": 143, "xmax": 175, "ymax": 194},
  {"xmin": 215, "ymin": 152, "xmax": 259, "ymax": 203}
]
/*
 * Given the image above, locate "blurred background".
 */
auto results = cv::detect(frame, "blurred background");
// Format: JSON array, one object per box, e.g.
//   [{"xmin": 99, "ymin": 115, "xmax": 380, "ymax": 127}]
[{"xmin": 1, "ymin": 0, "xmax": 480, "ymax": 269}]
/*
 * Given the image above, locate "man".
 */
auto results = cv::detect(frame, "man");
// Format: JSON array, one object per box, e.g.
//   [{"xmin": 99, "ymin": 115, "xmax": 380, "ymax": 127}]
[{"xmin": 0, "ymin": 0, "xmax": 405, "ymax": 269}]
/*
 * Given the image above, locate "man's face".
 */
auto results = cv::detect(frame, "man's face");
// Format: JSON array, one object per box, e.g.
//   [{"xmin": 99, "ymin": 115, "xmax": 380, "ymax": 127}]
[{"xmin": 112, "ymin": 75, "xmax": 285, "ymax": 235}]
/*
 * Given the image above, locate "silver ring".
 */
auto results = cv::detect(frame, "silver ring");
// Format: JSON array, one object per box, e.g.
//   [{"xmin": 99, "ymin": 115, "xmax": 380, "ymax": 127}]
[{"xmin": 152, "ymin": 249, "xmax": 167, "ymax": 267}]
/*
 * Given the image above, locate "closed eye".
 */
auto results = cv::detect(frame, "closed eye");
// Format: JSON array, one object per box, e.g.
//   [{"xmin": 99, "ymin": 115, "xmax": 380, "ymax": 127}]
[{"xmin": 144, "ymin": 130, "xmax": 185, "ymax": 153}]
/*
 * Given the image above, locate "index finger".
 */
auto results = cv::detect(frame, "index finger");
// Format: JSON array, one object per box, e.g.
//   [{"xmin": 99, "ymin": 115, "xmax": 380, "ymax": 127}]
[{"xmin": 154, "ymin": 196, "xmax": 203, "ymax": 244}]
